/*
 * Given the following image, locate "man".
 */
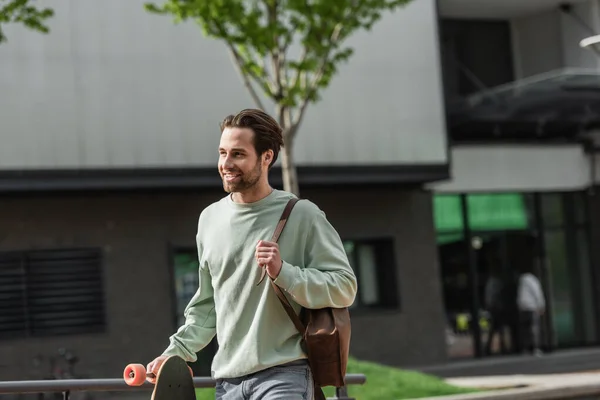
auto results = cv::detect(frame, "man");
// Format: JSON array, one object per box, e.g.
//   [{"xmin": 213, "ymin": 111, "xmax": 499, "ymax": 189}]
[
  {"xmin": 146, "ymin": 109, "xmax": 358, "ymax": 400},
  {"xmin": 517, "ymin": 267, "xmax": 545, "ymax": 356},
  {"xmin": 483, "ymin": 265, "xmax": 509, "ymax": 355}
]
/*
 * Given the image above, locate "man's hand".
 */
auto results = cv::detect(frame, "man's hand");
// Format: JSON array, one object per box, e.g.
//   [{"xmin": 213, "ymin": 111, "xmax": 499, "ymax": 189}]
[
  {"xmin": 146, "ymin": 355, "xmax": 169, "ymax": 384},
  {"xmin": 255, "ymin": 240, "xmax": 283, "ymax": 279}
]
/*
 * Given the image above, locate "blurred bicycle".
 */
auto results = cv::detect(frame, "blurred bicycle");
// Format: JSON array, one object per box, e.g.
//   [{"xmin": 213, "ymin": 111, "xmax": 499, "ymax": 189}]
[{"xmin": 28, "ymin": 348, "xmax": 94, "ymax": 400}]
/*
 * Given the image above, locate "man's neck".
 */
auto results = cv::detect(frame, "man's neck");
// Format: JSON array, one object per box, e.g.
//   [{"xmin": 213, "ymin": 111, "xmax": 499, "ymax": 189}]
[{"xmin": 231, "ymin": 182, "xmax": 273, "ymax": 204}]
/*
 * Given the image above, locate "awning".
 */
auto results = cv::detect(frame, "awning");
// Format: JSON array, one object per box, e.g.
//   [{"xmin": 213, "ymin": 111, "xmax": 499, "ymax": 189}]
[{"xmin": 447, "ymin": 68, "xmax": 600, "ymax": 141}]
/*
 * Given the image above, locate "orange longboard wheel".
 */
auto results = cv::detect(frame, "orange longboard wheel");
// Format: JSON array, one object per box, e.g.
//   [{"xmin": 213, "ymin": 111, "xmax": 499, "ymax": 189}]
[{"xmin": 124, "ymin": 363, "xmax": 147, "ymax": 386}]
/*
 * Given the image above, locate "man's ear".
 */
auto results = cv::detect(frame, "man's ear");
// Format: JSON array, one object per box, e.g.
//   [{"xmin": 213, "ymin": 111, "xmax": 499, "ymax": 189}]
[{"xmin": 263, "ymin": 150, "xmax": 274, "ymax": 165}]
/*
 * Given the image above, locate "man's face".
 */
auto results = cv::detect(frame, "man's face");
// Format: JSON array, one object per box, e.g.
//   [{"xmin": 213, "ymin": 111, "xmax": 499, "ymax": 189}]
[{"xmin": 218, "ymin": 127, "xmax": 264, "ymax": 193}]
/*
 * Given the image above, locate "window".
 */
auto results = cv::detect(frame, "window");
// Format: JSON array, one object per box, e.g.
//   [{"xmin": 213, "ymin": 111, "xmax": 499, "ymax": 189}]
[
  {"xmin": 440, "ymin": 19, "xmax": 515, "ymax": 100},
  {"xmin": 173, "ymin": 251, "xmax": 201, "ymax": 327},
  {"xmin": 172, "ymin": 248, "xmax": 216, "ymax": 377},
  {"xmin": 0, "ymin": 248, "xmax": 106, "ymax": 339},
  {"xmin": 539, "ymin": 192, "xmax": 597, "ymax": 346},
  {"xmin": 343, "ymin": 239, "xmax": 398, "ymax": 310},
  {"xmin": 440, "ymin": 19, "xmax": 526, "ymax": 143},
  {"xmin": 435, "ymin": 190, "xmax": 597, "ymax": 357}
]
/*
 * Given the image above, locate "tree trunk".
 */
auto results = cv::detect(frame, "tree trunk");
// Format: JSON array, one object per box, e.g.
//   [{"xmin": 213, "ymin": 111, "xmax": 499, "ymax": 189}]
[
  {"xmin": 280, "ymin": 133, "xmax": 300, "ymax": 196},
  {"xmin": 277, "ymin": 105, "xmax": 300, "ymax": 196}
]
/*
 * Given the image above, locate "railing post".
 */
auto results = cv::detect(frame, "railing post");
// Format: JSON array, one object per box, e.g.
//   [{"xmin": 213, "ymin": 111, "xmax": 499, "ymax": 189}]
[
  {"xmin": 330, "ymin": 386, "xmax": 355, "ymax": 400},
  {"xmin": 63, "ymin": 390, "xmax": 70, "ymax": 400}
]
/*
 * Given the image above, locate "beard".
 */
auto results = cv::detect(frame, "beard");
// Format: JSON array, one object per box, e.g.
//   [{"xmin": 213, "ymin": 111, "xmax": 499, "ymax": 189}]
[{"xmin": 221, "ymin": 160, "xmax": 262, "ymax": 193}]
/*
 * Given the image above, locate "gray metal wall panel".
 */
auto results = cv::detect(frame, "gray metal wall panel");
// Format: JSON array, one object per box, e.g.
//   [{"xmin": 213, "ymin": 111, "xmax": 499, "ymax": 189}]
[{"xmin": 0, "ymin": 0, "xmax": 448, "ymax": 170}]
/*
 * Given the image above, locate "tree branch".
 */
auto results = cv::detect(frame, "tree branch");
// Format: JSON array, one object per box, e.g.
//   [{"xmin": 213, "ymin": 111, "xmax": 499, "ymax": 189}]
[
  {"xmin": 226, "ymin": 44, "xmax": 266, "ymax": 110},
  {"xmin": 290, "ymin": 48, "xmax": 308, "ymax": 92},
  {"xmin": 267, "ymin": 0, "xmax": 284, "ymax": 101},
  {"xmin": 212, "ymin": 20, "xmax": 272, "ymax": 109},
  {"xmin": 271, "ymin": 55, "xmax": 283, "ymax": 100},
  {"xmin": 291, "ymin": 22, "xmax": 343, "ymax": 136},
  {"xmin": 258, "ymin": 54, "xmax": 279, "ymax": 95}
]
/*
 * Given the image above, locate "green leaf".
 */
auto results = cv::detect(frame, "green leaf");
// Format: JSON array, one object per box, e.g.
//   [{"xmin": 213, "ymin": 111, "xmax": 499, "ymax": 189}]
[
  {"xmin": 145, "ymin": 0, "xmax": 413, "ymax": 124},
  {"xmin": 0, "ymin": 0, "xmax": 54, "ymax": 44}
]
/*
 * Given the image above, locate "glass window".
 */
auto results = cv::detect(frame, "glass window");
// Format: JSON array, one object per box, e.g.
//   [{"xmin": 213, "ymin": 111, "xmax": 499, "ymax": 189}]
[
  {"xmin": 436, "ymin": 190, "xmax": 597, "ymax": 358},
  {"xmin": 173, "ymin": 252, "xmax": 200, "ymax": 326},
  {"xmin": 172, "ymin": 249, "xmax": 216, "ymax": 376},
  {"xmin": 343, "ymin": 238, "xmax": 397, "ymax": 309},
  {"xmin": 440, "ymin": 19, "xmax": 515, "ymax": 99},
  {"xmin": 467, "ymin": 193, "xmax": 531, "ymax": 231},
  {"xmin": 541, "ymin": 194, "xmax": 564, "ymax": 228},
  {"xmin": 356, "ymin": 244, "xmax": 379, "ymax": 306},
  {"xmin": 434, "ymin": 195, "xmax": 464, "ymax": 233},
  {"xmin": 544, "ymin": 230, "xmax": 575, "ymax": 345},
  {"xmin": 434, "ymin": 193, "xmax": 534, "ymax": 235},
  {"xmin": 575, "ymin": 228, "xmax": 597, "ymax": 343},
  {"xmin": 573, "ymin": 192, "xmax": 588, "ymax": 226}
]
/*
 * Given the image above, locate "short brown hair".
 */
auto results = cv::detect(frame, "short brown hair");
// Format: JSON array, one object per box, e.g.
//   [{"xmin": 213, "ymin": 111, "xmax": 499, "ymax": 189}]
[{"xmin": 220, "ymin": 109, "xmax": 284, "ymax": 169}]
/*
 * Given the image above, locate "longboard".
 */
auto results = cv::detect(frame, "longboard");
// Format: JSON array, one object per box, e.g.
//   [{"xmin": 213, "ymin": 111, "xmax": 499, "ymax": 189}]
[{"xmin": 123, "ymin": 355, "xmax": 195, "ymax": 400}]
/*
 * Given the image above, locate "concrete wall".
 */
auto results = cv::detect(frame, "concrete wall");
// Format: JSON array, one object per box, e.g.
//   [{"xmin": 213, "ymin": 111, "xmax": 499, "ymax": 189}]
[
  {"xmin": 559, "ymin": 0, "xmax": 600, "ymax": 69},
  {"xmin": 511, "ymin": 0, "xmax": 600, "ymax": 79},
  {"xmin": 430, "ymin": 144, "xmax": 594, "ymax": 193},
  {"xmin": 511, "ymin": 9, "xmax": 564, "ymax": 79},
  {"xmin": 0, "ymin": 187, "xmax": 446, "ymax": 381},
  {"xmin": 0, "ymin": 0, "xmax": 448, "ymax": 171}
]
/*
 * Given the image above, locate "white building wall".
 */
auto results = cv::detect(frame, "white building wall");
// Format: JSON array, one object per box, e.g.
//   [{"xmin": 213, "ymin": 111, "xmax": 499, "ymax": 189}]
[
  {"xmin": 430, "ymin": 145, "xmax": 596, "ymax": 193},
  {"xmin": 0, "ymin": 0, "xmax": 448, "ymax": 170}
]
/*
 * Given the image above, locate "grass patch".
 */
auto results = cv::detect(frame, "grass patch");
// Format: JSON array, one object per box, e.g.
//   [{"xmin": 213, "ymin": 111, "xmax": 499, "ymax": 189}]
[
  {"xmin": 324, "ymin": 357, "xmax": 480, "ymax": 399},
  {"xmin": 194, "ymin": 357, "xmax": 480, "ymax": 400},
  {"xmin": 195, "ymin": 387, "xmax": 216, "ymax": 400}
]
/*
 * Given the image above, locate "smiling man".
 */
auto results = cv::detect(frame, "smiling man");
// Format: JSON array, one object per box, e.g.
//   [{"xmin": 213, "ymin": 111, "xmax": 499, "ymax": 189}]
[{"xmin": 145, "ymin": 109, "xmax": 357, "ymax": 400}]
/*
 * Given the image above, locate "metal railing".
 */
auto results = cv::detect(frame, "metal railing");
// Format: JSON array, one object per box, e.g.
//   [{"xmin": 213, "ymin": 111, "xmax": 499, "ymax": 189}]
[{"xmin": 0, "ymin": 373, "xmax": 366, "ymax": 400}]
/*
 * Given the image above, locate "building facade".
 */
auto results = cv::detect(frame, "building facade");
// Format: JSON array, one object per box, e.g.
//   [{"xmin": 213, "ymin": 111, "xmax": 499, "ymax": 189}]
[
  {"xmin": 0, "ymin": 0, "xmax": 449, "ymax": 380},
  {"xmin": 433, "ymin": 0, "xmax": 600, "ymax": 359},
  {"xmin": 2, "ymin": 0, "xmax": 600, "ymax": 382}
]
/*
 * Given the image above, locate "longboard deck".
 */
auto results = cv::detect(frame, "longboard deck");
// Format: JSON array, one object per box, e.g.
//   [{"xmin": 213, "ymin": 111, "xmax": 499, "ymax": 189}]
[{"xmin": 152, "ymin": 355, "xmax": 196, "ymax": 400}]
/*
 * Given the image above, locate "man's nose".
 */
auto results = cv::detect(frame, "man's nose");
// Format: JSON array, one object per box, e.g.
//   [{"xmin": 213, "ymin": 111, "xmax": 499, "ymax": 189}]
[{"xmin": 223, "ymin": 156, "xmax": 234, "ymax": 169}]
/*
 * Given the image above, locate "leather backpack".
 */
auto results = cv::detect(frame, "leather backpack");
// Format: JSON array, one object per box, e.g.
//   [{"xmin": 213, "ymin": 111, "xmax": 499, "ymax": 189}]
[{"xmin": 257, "ymin": 198, "xmax": 352, "ymax": 400}]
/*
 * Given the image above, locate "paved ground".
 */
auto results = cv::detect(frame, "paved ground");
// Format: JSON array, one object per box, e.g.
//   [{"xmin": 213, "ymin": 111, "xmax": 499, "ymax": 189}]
[
  {"xmin": 411, "ymin": 347, "xmax": 600, "ymax": 378},
  {"xmin": 446, "ymin": 371, "xmax": 600, "ymax": 390},
  {"xmin": 406, "ymin": 348, "xmax": 600, "ymax": 400},
  {"xmin": 413, "ymin": 372, "xmax": 600, "ymax": 400}
]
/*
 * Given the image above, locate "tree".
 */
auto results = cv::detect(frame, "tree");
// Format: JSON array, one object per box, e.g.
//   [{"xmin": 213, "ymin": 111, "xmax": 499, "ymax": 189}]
[
  {"xmin": 145, "ymin": 0, "xmax": 411, "ymax": 196},
  {"xmin": 0, "ymin": 0, "xmax": 54, "ymax": 44}
]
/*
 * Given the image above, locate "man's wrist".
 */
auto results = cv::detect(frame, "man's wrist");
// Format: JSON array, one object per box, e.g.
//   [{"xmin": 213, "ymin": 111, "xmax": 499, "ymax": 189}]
[
  {"xmin": 272, "ymin": 261, "xmax": 297, "ymax": 291},
  {"xmin": 268, "ymin": 260, "xmax": 284, "ymax": 279}
]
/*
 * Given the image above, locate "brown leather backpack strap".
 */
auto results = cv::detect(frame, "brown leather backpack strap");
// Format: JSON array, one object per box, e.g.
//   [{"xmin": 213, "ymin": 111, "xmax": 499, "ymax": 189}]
[
  {"xmin": 314, "ymin": 385, "xmax": 326, "ymax": 400},
  {"xmin": 271, "ymin": 280, "xmax": 306, "ymax": 335},
  {"xmin": 256, "ymin": 198, "xmax": 300, "ymax": 286},
  {"xmin": 271, "ymin": 198, "xmax": 299, "ymax": 243}
]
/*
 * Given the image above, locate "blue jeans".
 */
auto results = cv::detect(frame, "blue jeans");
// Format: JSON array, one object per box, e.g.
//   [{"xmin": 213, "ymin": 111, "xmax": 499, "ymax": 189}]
[{"xmin": 215, "ymin": 359, "xmax": 314, "ymax": 400}]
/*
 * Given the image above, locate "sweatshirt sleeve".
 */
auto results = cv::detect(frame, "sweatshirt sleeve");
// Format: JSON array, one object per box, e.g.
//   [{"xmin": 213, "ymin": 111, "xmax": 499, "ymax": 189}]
[
  {"xmin": 162, "ymin": 240, "xmax": 217, "ymax": 362},
  {"xmin": 273, "ymin": 204, "xmax": 358, "ymax": 309}
]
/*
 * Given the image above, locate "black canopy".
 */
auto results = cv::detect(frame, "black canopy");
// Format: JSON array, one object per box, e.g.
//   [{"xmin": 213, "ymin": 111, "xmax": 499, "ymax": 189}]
[{"xmin": 447, "ymin": 68, "xmax": 600, "ymax": 142}]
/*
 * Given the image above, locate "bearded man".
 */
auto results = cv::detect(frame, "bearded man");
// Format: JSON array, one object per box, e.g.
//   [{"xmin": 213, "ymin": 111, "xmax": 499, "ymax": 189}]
[{"xmin": 146, "ymin": 108, "xmax": 357, "ymax": 400}]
